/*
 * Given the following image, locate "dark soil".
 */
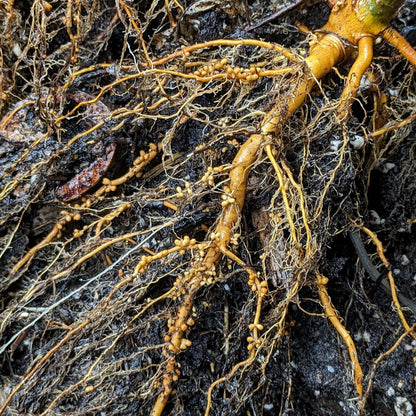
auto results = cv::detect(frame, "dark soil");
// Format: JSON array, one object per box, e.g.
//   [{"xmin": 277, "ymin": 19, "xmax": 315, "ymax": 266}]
[{"xmin": 0, "ymin": 1, "xmax": 415, "ymax": 415}]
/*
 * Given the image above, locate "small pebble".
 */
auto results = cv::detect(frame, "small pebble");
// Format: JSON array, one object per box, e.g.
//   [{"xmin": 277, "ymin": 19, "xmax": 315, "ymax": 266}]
[
  {"xmin": 387, "ymin": 387, "xmax": 395, "ymax": 397},
  {"xmin": 400, "ymin": 255, "xmax": 410, "ymax": 266},
  {"xmin": 394, "ymin": 396, "xmax": 414, "ymax": 416},
  {"xmin": 329, "ymin": 139, "xmax": 342, "ymax": 151},
  {"xmin": 350, "ymin": 135, "xmax": 365, "ymax": 149}
]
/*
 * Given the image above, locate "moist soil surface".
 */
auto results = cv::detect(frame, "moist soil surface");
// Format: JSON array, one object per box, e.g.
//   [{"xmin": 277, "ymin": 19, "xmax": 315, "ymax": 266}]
[{"xmin": 0, "ymin": 1, "xmax": 415, "ymax": 415}]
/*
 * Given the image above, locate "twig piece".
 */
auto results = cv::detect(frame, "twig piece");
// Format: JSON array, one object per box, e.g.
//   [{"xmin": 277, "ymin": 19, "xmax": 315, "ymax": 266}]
[
  {"xmin": 246, "ymin": 0, "xmax": 304, "ymax": 31},
  {"xmin": 349, "ymin": 230, "xmax": 416, "ymax": 315},
  {"xmin": 361, "ymin": 226, "xmax": 416, "ymax": 336}
]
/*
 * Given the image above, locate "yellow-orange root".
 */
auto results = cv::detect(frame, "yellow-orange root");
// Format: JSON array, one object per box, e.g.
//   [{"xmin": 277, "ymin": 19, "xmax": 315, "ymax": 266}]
[
  {"xmin": 361, "ymin": 226, "xmax": 415, "ymax": 338},
  {"xmin": 383, "ymin": 27, "xmax": 416, "ymax": 67},
  {"xmin": 317, "ymin": 274, "xmax": 363, "ymax": 397},
  {"xmin": 338, "ymin": 36, "xmax": 373, "ymax": 120}
]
